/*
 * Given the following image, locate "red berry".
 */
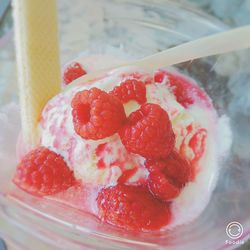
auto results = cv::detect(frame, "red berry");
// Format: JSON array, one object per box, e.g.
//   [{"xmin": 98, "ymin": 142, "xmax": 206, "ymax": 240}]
[
  {"xmin": 154, "ymin": 70, "xmax": 212, "ymax": 108},
  {"xmin": 119, "ymin": 103, "xmax": 175, "ymax": 159},
  {"xmin": 96, "ymin": 184, "xmax": 171, "ymax": 231},
  {"xmin": 63, "ymin": 62, "xmax": 87, "ymax": 85},
  {"xmin": 13, "ymin": 147, "xmax": 76, "ymax": 197},
  {"xmin": 71, "ymin": 87, "xmax": 126, "ymax": 140},
  {"xmin": 148, "ymin": 172, "xmax": 180, "ymax": 201},
  {"xmin": 154, "ymin": 70, "xmax": 167, "ymax": 83},
  {"xmin": 110, "ymin": 79, "xmax": 146, "ymax": 104},
  {"xmin": 145, "ymin": 151, "xmax": 193, "ymax": 201},
  {"xmin": 145, "ymin": 158, "xmax": 166, "ymax": 172}
]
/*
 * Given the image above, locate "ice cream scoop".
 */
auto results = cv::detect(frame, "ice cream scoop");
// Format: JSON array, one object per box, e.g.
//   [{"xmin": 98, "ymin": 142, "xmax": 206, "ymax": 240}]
[{"xmin": 14, "ymin": 53, "xmax": 232, "ymax": 231}]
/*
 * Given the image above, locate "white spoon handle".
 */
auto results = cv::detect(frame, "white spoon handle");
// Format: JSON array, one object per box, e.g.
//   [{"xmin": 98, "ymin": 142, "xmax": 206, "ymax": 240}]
[
  {"xmin": 137, "ymin": 25, "xmax": 250, "ymax": 70},
  {"xmin": 67, "ymin": 25, "xmax": 250, "ymax": 90}
]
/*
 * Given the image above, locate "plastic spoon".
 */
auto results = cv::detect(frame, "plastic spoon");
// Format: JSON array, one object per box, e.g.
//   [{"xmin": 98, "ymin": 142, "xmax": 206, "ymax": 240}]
[{"xmin": 67, "ymin": 24, "xmax": 250, "ymax": 90}]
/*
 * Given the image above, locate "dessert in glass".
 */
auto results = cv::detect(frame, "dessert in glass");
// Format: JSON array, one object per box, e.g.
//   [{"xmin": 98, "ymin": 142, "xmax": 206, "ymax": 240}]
[{"xmin": 0, "ymin": 1, "xmax": 249, "ymax": 249}]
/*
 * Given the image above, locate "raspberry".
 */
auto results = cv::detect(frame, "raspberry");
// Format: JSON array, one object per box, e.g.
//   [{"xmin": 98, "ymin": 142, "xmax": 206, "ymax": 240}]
[
  {"xmin": 96, "ymin": 184, "xmax": 171, "ymax": 231},
  {"xmin": 145, "ymin": 151, "xmax": 193, "ymax": 201},
  {"xmin": 63, "ymin": 62, "xmax": 87, "ymax": 85},
  {"xmin": 148, "ymin": 172, "xmax": 180, "ymax": 201},
  {"xmin": 119, "ymin": 103, "xmax": 175, "ymax": 159},
  {"xmin": 71, "ymin": 87, "xmax": 126, "ymax": 140},
  {"xmin": 13, "ymin": 147, "xmax": 76, "ymax": 197},
  {"xmin": 110, "ymin": 79, "xmax": 146, "ymax": 104},
  {"xmin": 144, "ymin": 158, "xmax": 166, "ymax": 172},
  {"xmin": 154, "ymin": 70, "xmax": 166, "ymax": 83},
  {"xmin": 154, "ymin": 70, "xmax": 212, "ymax": 108}
]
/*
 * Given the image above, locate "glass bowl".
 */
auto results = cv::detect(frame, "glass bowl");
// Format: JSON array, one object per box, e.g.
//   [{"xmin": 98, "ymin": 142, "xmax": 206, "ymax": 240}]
[{"xmin": 1, "ymin": 0, "xmax": 250, "ymax": 249}]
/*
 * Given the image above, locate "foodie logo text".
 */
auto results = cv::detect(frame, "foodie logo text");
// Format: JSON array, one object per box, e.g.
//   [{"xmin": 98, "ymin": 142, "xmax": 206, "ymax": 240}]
[{"xmin": 225, "ymin": 221, "xmax": 244, "ymax": 246}]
